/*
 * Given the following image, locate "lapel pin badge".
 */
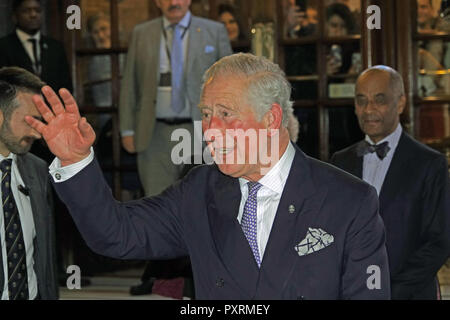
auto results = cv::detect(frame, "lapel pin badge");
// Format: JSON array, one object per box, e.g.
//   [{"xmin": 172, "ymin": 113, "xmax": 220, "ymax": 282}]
[{"xmin": 288, "ymin": 204, "xmax": 295, "ymax": 214}]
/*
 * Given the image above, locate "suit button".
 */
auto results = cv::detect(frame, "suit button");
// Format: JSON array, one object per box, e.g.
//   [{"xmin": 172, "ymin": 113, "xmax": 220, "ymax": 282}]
[{"xmin": 216, "ymin": 278, "xmax": 224, "ymax": 287}]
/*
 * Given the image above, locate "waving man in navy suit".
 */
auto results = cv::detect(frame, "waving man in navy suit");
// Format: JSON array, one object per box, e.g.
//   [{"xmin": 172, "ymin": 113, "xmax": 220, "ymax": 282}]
[{"xmin": 26, "ymin": 53, "xmax": 390, "ymax": 299}]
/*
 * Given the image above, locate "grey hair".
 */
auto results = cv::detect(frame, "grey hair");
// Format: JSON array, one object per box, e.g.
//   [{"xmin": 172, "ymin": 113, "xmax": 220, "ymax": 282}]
[
  {"xmin": 202, "ymin": 53, "xmax": 294, "ymax": 127},
  {"xmin": 357, "ymin": 65, "xmax": 405, "ymax": 98}
]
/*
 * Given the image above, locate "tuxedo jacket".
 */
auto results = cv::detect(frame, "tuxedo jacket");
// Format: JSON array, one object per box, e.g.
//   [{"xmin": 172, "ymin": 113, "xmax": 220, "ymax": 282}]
[
  {"xmin": 0, "ymin": 153, "xmax": 58, "ymax": 299},
  {"xmin": 119, "ymin": 16, "xmax": 232, "ymax": 152},
  {"xmin": 331, "ymin": 132, "xmax": 450, "ymax": 299},
  {"xmin": 0, "ymin": 32, "xmax": 73, "ymax": 92},
  {"xmin": 53, "ymin": 144, "xmax": 390, "ymax": 299}
]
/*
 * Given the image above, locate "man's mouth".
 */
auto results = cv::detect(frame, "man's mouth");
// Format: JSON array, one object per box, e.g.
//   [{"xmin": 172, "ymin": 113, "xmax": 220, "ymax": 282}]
[
  {"xmin": 364, "ymin": 119, "xmax": 381, "ymax": 124},
  {"xmin": 214, "ymin": 147, "xmax": 234, "ymax": 156}
]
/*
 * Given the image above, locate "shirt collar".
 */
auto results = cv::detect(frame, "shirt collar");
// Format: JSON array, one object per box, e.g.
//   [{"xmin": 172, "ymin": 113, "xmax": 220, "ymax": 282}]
[
  {"xmin": 365, "ymin": 123, "xmax": 402, "ymax": 153},
  {"xmin": 239, "ymin": 142, "xmax": 296, "ymax": 195},
  {"xmin": 16, "ymin": 28, "xmax": 41, "ymax": 43},
  {"xmin": 163, "ymin": 10, "xmax": 191, "ymax": 30},
  {"xmin": 0, "ymin": 152, "xmax": 16, "ymax": 163}
]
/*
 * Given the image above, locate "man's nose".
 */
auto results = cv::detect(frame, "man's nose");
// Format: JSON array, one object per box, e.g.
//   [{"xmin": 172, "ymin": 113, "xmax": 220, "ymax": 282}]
[
  {"xmin": 365, "ymin": 100, "xmax": 378, "ymax": 112},
  {"xmin": 203, "ymin": 116, "xmax": 224, "ymax": 141}
]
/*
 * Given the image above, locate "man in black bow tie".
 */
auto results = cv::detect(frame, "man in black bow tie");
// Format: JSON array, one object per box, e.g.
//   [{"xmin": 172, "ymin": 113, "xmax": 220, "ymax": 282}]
[{"xmin": 331, "ymin": 65, "xmax": 450, "ymax": 300}]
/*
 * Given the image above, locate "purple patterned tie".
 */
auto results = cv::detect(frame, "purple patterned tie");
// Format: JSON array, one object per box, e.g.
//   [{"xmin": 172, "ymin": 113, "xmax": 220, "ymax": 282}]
[{"xmin": 241, "ymin": 182, "xmax": 263, "ymax": 267}]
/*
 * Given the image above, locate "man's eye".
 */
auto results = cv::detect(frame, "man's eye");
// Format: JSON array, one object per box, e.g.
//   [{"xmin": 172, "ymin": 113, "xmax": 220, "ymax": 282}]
[
  {"xmin": 375, "ymin": 97, "xmax": 386, "ymax": 105},
  {"xmin": 356, "ymin": 98, "xmax": 367, "ymax": 106}
]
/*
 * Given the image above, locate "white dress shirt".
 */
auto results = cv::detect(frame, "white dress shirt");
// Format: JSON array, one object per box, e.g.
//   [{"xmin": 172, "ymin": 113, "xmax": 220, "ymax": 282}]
[
  {"xmin": 362, "ymin": 123, "xmax": 402, "ymax": 195},
  {"xmin": 0, "ymin": 153, "xmax": 38, "ymax": 300},
  {"xmin": 49, "ymin": 143, "xmax": 296, "ymax": 262},
  {"xmin": 16, "ymin": 28, "xmax": 41, "ymax": 73},
  {"xmin": 237, "ymin": 142, "xmax": 295, "ymax": 260}
]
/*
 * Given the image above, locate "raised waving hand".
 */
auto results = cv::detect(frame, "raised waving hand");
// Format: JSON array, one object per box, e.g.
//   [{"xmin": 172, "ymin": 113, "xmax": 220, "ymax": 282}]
[{"xmin": 25, "ymin": 86, "xmax": 96, "ymax": 166}]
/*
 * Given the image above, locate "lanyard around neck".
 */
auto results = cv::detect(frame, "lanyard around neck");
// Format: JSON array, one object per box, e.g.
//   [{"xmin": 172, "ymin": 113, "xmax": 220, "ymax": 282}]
[{"xmin": 161, "ymin": 17, "xmax": 191, "ymax": 63}]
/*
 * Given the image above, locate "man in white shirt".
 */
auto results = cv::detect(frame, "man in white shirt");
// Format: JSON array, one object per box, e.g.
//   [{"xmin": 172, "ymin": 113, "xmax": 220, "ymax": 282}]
[
  {"xmin": 331, "ymin": 65, "xmax": 450, "ymax": 299},
  {"xmin": 27, "ymin": 53, "xmax": 390, "ymax": 299},
  {"xmin": 0, "ymin": 66, "xmax": 57, "ymax": 299}
]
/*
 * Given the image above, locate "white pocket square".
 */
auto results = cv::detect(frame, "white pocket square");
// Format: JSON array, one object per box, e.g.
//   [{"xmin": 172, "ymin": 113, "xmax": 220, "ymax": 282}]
[
  {"xmin": 295, "ymin": 227, "xmax": 334, "ymax": 257},
  {"xmin": 205, "ymin": 45, "xmax": 215, "ymax": 53}
]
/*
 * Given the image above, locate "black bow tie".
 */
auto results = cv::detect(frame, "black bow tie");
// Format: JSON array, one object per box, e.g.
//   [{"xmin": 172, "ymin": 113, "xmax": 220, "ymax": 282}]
[{"xmin": 356, "ymin": 141, "xmax": 391, "ymax": 160}]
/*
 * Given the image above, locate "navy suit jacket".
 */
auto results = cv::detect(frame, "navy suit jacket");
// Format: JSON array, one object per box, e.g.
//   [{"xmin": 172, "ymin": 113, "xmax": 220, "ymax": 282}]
[
  {"xmin": 53, "ymin": 145, "xmax": 390, "ymax": 299},
  {"xmin": 331, "ymin": 132, "xmax": 450, "ymax": 299}
]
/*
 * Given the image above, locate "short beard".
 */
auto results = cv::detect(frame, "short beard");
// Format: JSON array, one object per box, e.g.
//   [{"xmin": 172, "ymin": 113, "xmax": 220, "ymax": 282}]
[{"xmin": 0, "ymin": 121, "xmax": 35, "ymax": 155}]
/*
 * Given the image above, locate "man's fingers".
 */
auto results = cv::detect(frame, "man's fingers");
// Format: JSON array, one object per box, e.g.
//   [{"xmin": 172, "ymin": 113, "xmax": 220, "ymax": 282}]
[
  {"xmin": 59, "ymin": 88, "xmax": 80, "ymax": 118},
  {"xmin": 79, "ymin": 117, "xmax": 96, "ymax": 143},
  {"xmin": 25, "ymin": 115, "xmax": 47, "ymax": 135},
  {"xmin": 41, "ymin": 86, "xmax": 64, "ymax": 116},
  {"xmin": 32, "ymin": 94, "xmax": 55, "ymax": 123}
]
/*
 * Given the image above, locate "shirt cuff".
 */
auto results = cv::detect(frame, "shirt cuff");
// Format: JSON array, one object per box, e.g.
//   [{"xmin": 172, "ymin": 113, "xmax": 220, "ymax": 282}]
[
  {"xmin": 121, "ymin": 130, "xmax": 134, "ymax": 137},
  {"xmin": 49, "ymin": 147, "xmax": 95, "ymax": 183}
]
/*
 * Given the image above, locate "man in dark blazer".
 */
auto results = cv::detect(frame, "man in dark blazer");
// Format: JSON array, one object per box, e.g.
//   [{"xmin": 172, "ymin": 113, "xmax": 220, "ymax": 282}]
[
  {"xmin": 0, "ymin": 66, "xmax": 58, "ymax": 299},
  {"xmin": 28, "ymin": 53, "xmax": 390, "ymax": 299},
  {"xmin": 331, "ymin": 65, "xmax": 450, "ymax": 300},
  {"xmin": 0, "ymin": 0, "xmax": 72, "ymax": 94}
]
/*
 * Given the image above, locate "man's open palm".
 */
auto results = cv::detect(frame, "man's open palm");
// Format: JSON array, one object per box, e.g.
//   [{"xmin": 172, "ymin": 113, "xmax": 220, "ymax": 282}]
[{"xmin": 26, "ymin": 86, "xmax": 96, "ymax": 166}]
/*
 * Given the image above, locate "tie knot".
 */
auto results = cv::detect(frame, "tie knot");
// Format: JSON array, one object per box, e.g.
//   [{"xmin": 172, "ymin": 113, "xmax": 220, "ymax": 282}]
[
  {"xmin": 0, "ymin": 159, "xmax": 12, "ymax": 173},
  {"xmin": 247, "ymin": 182, "xmax": 262, "ymax": 196},
  {"xmin": 28, "ymin": 38, "xmax": 36, "ymax": 44}
]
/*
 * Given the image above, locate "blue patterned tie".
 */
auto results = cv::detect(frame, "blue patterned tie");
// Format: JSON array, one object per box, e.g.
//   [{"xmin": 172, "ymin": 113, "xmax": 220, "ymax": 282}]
[
  {"xmin": 241, "ymin": 182, "xmax": 263, "ymax": 267},
  {"xmin": 171, "ymin": 24, "xmax": 185, "ymax": 113},
  {"xmin": 1, "ymin": 159, "xmax": 29, "ymax": 300}
]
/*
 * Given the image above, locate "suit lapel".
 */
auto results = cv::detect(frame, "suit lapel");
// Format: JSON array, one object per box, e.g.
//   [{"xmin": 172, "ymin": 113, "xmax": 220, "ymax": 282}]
[
  {"xmin": 11, "ymin": 33, "xmax": 34, "ymax": 72},
  {"xmin": 207, "ymin": 170, "xmax": 261, "ymax": 298},
  {"xmin": 379, "ymin": 132, "xmax": 412, "ymax": 211},
  {"xmin": 151, "ymin": 19, "xmax": 162, "ymax": 85},
  {"xmin": 261, "ymin": 146, "xmax": 328, "ymax": 292},
  {"xmin": 347, "ymin": 144, "xmax": 363, "ymax": 179},
  {"xmin": 186, "ymin": 17, "xmax": 201, "ymax": 79},
  {"xmin": 39, "ymin": 37, "xmax": 49, "ymax": 77},
  {"xmin": 15, "ymin": 156, "xmax": 47, "ymax": 277}
]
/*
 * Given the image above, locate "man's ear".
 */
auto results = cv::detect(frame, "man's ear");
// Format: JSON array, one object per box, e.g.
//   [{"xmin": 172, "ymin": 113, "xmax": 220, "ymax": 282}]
[
  {"xmin": 397, "ymin": 95, "xmax": 406, "ymax": 115},
  {"xmin": 0, "ymin": 110, "xmax": 4, "ymax": 128},
  {"xmin": 264, "ymin": 103, "xmax": 283, "ymax": 129}
]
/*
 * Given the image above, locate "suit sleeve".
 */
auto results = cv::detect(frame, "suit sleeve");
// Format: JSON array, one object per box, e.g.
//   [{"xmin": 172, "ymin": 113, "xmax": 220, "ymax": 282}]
[
  {"xmin": 390, "ymin": 155, "xmax": 450, "ymax": 299},
  {"xmin": 119, "ymin": 27, "xmax": 139, "ymax": 134},
  {"xmin": 52, "ymin": 158, "xmax": 189, "ymax": 261},
  {"xmin": 341, "ymin": 186, "xmax": 391, "ymax": 299}
]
